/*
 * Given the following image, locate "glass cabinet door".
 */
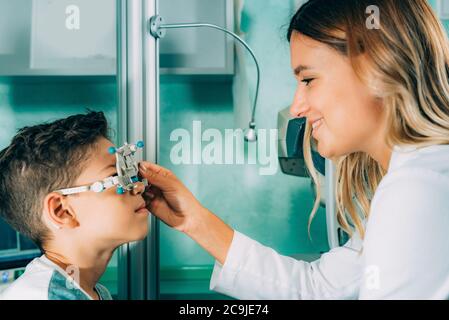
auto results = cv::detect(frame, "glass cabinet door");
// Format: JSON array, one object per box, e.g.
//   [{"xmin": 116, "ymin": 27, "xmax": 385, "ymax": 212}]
[
  {"xmin": 156, "ymin": 0, "xmax": 330, "ymax": 299},
  {"xmin": 0, "ymin": 0, "xmax": 115, "ymax": 76},
  {"xmin": 0, "ymin": 78, "xmax": 120, "ymax": 296},
  {"xmin": 0, "ymin": 0, "xmax": 122, "ymax": 298},
  {"xmin": 157, "ymin": 81, "xmax": 329, "ymax": 299},
  {"xmin": 0, "ymin": 0, "xmax": 161, "ymax": 300}
]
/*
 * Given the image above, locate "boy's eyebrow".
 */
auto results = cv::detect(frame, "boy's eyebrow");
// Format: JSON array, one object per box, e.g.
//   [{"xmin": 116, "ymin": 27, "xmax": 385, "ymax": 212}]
[
  {"xmin": 293, "ymin": 65, "xmax": 313, "ymax": 76},
  {"xmin": 100, "ymin": 164, "xmax": 116, "ymax": 173}
]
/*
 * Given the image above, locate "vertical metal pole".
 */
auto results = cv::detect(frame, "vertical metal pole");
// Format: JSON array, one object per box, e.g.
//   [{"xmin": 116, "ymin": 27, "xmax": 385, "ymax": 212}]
[
  {"xmin": 117, "ymin": 0, "xmax": 159, "ymax": 300},
  {"xmin": 117, "ymin": 0, "xmax": 129, "ymax": 300},
  {"xmin": 127, "ymin": 0, "xmax": 146, "ymax": 300},
  {"xmin": 325, "ymin": 159, "xmax": 340, "ymax": 249},
  {"xmin": 143, "ymin": 0, "xmax": 160, "ymax": 300}
]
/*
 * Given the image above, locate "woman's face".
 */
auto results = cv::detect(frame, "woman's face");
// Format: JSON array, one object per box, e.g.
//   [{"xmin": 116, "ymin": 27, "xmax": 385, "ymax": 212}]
[{"xmin": 289, "ymin": 32, "xmax": 385, "ymax": 159}]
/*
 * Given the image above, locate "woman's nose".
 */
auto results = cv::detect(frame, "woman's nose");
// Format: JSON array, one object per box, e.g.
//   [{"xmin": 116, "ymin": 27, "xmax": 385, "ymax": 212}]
[
  {"xmin": 131, "ymin": 181, "xmax": 145, "ymax": 196},
  {"xmin": 290, "ymin": 86, "xmax": 310, "ymax": 118}
]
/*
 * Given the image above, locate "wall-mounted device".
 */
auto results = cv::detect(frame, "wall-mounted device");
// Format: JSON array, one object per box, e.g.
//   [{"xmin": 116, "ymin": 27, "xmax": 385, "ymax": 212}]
[
  {"xmin": 277, "ymin": 107, "xmax": 348, "ymax": 249},
  {"xmin": 277, "ymin": 107, "xmax": 326, "ymax": 205}
]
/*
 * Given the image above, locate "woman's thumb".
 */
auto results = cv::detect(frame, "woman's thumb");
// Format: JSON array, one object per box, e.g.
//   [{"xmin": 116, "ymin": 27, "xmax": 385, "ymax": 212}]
[{"xmin": 139, "ymin": 161, "xmax": 174, "ymax": 190}]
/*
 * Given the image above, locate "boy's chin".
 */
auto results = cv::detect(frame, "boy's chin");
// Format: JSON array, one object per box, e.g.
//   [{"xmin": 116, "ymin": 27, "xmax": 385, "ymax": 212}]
[
  {"xmin": 108, "ymin": 218, "xmax": 150, "ymax": 245},
  {"xmin": 127, "ymin": 225, "xmax": 150, "ymax": 242},
  {"xmin": 133, "ymin": 231, "xmax": 149, "ymax": 242}
]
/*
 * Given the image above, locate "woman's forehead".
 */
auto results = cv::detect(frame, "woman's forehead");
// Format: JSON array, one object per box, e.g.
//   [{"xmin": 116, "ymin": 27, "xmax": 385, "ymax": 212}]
[{"xmin": 290, "ymin": 33, "xmax": 343, "ymax": 72}]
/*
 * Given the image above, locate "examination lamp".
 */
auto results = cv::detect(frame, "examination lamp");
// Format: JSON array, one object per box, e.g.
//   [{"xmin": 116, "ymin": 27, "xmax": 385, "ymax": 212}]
[{"xmin": 149, "ymin": 15, "xmax": 260, "ymax": 142}]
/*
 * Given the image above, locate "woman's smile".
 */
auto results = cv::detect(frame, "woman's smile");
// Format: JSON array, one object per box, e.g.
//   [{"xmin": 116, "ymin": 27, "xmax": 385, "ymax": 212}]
[{"xmin": 311, "ymin": 117, "xmax": 324, "ymax": 138}]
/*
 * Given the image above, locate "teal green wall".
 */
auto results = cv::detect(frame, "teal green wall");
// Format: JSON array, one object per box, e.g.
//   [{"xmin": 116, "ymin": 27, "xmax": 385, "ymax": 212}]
[
  {"xmin": 158, "ymin": 78, "xmax": 329, "ymax": 298},
  {"xmin": 158, "ymin": 79, "xmax": 329, "ymax": 266},
  {"xmin": 430, "ymin": 0, "xmax": 449, "ymax": 33},
  {"xmin": 0, "ymin": 77, "xmax": 118, "ymax": 149}
]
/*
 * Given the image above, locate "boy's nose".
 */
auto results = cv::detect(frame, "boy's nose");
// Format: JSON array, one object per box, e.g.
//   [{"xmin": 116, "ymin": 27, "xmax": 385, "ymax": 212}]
[{"xmin": 131, "ymin": 181, "xmax": 145, "ymax": 196}]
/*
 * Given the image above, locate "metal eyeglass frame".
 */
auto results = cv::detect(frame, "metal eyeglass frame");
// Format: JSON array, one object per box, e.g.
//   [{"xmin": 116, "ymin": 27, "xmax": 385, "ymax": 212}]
[{"xmin": 55, "ymin": 141, "xmax": 148, "ymax": 196}]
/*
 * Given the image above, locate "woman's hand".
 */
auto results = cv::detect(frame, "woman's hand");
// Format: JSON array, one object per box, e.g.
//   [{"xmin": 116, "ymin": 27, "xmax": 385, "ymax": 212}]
[
  {"xmin": 138, "ymin": 161, "xmax": 234, "ymax": 265},
  {"xmin": 138, "ymin": 161, "xmax": 205, "ymax": 234}
]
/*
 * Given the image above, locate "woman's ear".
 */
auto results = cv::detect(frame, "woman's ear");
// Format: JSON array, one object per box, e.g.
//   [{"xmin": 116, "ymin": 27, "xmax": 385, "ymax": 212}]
[{"xmin": 43, "ymin": 192, "xmax": 79, "ymax": 230}]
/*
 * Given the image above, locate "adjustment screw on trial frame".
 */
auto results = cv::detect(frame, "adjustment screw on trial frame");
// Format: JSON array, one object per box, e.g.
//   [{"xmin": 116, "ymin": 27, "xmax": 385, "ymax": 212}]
[
  {"xmin": 116, "ymin": 186, "xmax": 125, "ymax": 195},
  {"xmin": 108, "ymin": 146, "xmax": 117, "ymax": 154},
  {"xmin": 136, "ymin": 141, "xmax": 144, "ymax": 148}
]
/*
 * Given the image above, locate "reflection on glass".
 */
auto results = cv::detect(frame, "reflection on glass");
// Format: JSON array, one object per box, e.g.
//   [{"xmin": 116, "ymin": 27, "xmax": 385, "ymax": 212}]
[
  {"xmin": 0, "ymin": 218, "xmax": 17, "ymax": 251},
  {"xmin": 19, "ymin": 234, "xmax": 37, "ymax": 251}
]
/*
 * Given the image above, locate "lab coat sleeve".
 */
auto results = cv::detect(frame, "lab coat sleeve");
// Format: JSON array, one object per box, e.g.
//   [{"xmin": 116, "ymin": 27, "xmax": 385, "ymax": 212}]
[
  {"xmin": 210, "ymin": 230, "xmax": 364, "ymax": 300},
  {"xmin": 359, "ymin": 169, "xmax": 449, "ymax": 299}
]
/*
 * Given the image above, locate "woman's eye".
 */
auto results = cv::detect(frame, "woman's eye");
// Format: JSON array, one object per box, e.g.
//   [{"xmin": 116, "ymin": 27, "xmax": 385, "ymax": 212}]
[{"xmin": 301, "ymin": 78, "xmax": 314, "ymax": 86}]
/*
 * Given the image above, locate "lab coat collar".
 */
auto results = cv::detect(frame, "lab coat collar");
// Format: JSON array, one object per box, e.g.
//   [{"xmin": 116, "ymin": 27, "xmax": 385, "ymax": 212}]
[
  {"xmin": 387, "ymin": 144, "xmax": 449, "ymax": 174},
  {"xmin": 387, "ymin": 145, "xmax": 418, "ymax": 174}
]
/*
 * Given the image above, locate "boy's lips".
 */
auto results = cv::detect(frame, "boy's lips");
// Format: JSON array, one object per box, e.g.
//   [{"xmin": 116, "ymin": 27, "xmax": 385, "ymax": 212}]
[{"xmin": 135, "ymin": 201, "xmax": 148, "ymax": 213}]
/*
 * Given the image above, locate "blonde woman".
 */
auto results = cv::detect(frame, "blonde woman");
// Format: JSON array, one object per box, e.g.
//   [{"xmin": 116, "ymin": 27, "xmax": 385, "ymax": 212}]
[{"xmin": 139, "ymin": 0, "xmax": 449, "ymax": 299}]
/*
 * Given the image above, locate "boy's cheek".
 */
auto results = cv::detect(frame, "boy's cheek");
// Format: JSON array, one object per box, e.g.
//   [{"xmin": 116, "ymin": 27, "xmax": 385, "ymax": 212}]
[
  {"xmin": 75, "ymin": 192, "xmax": 141, "ymax": 224},
  {"xmin": 96, "ymin": 194, "xmax": 138, "ymax": 218},
  {"xmin": 74, "ymin": 196, "xmax": 119, "ymax": 222}
]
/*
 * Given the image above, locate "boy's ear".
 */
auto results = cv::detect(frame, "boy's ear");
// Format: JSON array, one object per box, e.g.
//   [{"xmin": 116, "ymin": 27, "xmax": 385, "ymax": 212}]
[{"xmin": 43, "ymin": 192, "xmax": 79, "ymax": 230}]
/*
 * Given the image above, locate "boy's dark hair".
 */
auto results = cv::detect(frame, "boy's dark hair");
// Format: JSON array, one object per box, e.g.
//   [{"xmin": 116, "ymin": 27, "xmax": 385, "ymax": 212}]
[{"xmin": 0, "ymin": 111, "xmax": 109, "ymax": 251}]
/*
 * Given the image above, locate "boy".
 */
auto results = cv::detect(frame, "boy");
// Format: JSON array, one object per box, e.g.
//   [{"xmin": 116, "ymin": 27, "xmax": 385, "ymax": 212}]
[{"xmin": 0, "ymin": 111, "xmax": 149, "ymax": 300}]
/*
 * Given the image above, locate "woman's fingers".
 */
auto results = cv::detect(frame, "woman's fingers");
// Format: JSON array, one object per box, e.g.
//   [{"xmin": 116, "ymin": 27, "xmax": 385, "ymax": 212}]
[
  {"xmin": 139, "ymin": 161, "xmax": 176, "ymax": 190},
  {"xmin": 138, "ymin": 161, "xmax": 201, "ymax": 233},
  {"xmin": 145, "ymin": 185, "xmax": 162, "ymax": 197},
  {"xmin": 147, "ymin": 196, "xmax": 169, "ymax": 218},
  {"xmin": 143, "ymin": 185, "xmax": 163, "ymax": 209},
  {"xmin": 144, "ymin": 193, "xmax": 185, "ymax": 230},
  {"xmin": 139, "ymin": 161, "xmax": 172, "ymax": 177}
]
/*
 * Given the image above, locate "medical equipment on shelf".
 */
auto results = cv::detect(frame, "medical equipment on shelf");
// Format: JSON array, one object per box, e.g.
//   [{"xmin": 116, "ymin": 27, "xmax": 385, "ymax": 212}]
[
  {"xmin": 149, "ymin": 15, "xmax": 260, "ymax": 142},
  {"xmin": 56, "ymin": 141, "xmax": 148, "ymax": 196}
]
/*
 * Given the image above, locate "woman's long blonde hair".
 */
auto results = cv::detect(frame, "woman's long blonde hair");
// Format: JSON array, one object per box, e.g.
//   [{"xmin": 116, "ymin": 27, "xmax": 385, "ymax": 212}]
[{"xmin": 288, "ymin": 0, "xmax": 449, "ymax": 239}]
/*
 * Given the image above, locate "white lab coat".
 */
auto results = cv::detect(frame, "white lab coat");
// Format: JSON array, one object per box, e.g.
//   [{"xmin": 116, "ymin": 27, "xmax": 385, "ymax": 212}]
[{"xmin": 210, "ymin": 145, "xmax": 449, "ymax": 299}]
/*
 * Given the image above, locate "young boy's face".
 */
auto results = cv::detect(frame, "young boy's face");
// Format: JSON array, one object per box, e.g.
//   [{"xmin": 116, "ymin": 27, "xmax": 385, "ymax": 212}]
[{"xmin": 62, "ymin": 137, "xmax": 149, "ymax": 247}]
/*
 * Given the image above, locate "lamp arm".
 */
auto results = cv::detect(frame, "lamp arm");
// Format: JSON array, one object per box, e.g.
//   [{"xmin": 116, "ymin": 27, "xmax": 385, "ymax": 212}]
[{"xmin": 150, "ymin": 17, "xmax": 260, "ymax": 130}]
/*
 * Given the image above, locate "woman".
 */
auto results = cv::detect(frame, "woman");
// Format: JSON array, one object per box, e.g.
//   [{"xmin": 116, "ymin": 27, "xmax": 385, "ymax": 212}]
[{"xmin": 139, "ymin": 0, "xmax": 449, "ymax": 299}]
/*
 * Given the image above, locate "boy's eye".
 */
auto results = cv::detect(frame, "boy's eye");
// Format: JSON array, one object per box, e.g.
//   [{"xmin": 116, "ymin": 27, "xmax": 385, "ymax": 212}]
[{"xmin": 301, "ymin": 78, "xmax": 315, "ymax": 86}]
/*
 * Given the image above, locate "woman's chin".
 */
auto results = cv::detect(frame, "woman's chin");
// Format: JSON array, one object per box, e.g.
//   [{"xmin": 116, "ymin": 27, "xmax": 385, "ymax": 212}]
[
  {"xmin": 316, "ymin": 141, "xmax": 341, "ymax": 160},
  {"xmin": 316, "ymin": 141, "xmax": 330, "ymax": 158}
]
